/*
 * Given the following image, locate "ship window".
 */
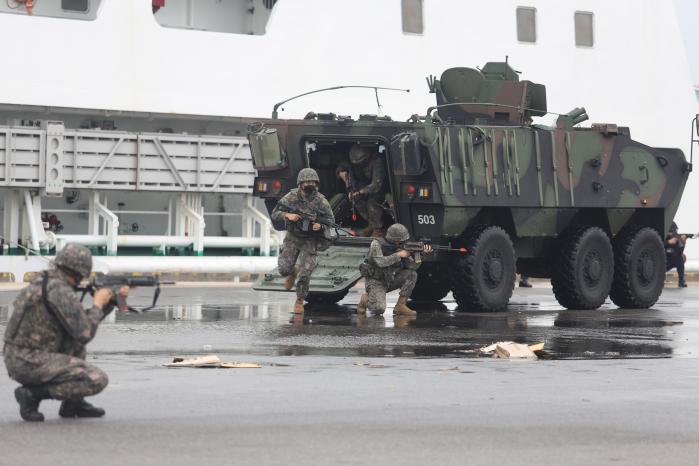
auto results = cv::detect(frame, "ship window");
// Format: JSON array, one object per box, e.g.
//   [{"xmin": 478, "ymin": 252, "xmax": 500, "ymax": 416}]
[
  {"xmin": 62, "ymin": 0, "xmax": 89, "ymax": 12},
  {"xmin": 401, "ymin": 0, "xmax": 423, "ymax": 34},
  {"xmin": 154, "ymin": 0, "xmax": 277, "ymax": 35},
  {"xmin": 516, "ymin": 7, "xmax": 536, "ymax": 43},
  {"xmin": 575, "ymin": 11, "xmax": 594, "ymax": 47}
]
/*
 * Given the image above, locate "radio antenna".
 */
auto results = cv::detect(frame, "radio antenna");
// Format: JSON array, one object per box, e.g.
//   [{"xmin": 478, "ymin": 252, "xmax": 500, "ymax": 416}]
[{"xmin": 272, "ymin": 85, "xmax": 410, "ymax": 119}]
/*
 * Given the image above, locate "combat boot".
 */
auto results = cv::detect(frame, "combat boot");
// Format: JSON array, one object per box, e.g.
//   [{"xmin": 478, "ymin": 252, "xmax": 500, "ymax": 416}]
[
  {"xmin": 293, "ymin": 297, "xmax": 305, "ymax": 314},
  {"xmin": 284, "ymin": 266, "xmax": 299, "ymax": 290},
  {"xmin": 59, "ymin": 399, "xmax": 106, "ymax": 418},
  {"xmin": 15, "ymin": 385, "xmax": 50, "ymax": 422},
  {"xmin": 358, "ymin": 226, "xmax": 374, "ymax": 237},
  {"xmin": 356, "ymin": 293, "xmax": 369, "ymax": 315},
  {"xmin": 679, "ymin": 279, "xmax": 688, "ymax": 288},
  {"xmin": 393, "ymin": 296, "xmax": 417, "ymax": 316}
]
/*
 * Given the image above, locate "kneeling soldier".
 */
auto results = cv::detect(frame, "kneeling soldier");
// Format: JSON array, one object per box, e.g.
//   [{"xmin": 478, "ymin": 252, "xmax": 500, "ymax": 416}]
[
  {"xmin": 272, "ymin": 168, "xmax": 335, "ymax": 314},
  {"xmin": 357, "ymin": 223, "xmax": 432, "ymax": 316},
  {"xmin": 3, "ymin": 243, "xmax": 128, "ymax": 422}
]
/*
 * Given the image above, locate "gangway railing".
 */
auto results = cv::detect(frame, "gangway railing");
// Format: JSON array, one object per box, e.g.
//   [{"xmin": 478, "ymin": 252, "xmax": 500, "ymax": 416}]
[
  {"xmin": 1, "ymin": 122, "xmax": 254, "ymax": 194},
  {"xmin": 0, "ymin": 120, "xmax": 283, "ymax": 282}
]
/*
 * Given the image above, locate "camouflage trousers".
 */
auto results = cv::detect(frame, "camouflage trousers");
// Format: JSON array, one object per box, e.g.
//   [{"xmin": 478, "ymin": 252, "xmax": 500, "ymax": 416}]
[
  {"xmin": 365, "ymin": 269, "xmax": 418, "ymax": 313},
  {"xmin": 278, "ymin": 235, "xmax": 319, "ymax": 299},
  {"xmin": 3, "ymin": 343, "xmax": 108, "ymax": 401},
  {"xmin": 355, "ymin": 196, "xmax": 383, "ymax": 229}
]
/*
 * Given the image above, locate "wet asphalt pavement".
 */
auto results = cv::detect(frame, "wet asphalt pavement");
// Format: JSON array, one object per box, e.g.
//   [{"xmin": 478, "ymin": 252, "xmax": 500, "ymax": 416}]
[
  {"xmin": 0, "ymin": 284, "xmax": 693, "ymax": 360},
  {"xmin": 1, "ymin": 285, "xmax": 699, "ymax": 465}
]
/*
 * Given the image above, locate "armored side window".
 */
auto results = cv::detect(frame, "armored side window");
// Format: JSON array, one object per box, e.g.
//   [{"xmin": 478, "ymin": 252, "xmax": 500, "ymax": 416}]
[
  {"xmin": 402, "ymin": 0, "xmax": 423, "ymax": 34},
  {"xmin": 516, "ymin": 7, "xmax": 537, "ymax": 43},
  {"xmin": 247, "ymin": 127, "xmax": 286, "ymax": 171},
  {"xmin": 62, "ymin": 0, "xmax": 89, "ymax": 12},
  {"xmin": 390, "ymin": 132, "xmax": 425, "ymax": 176},
  {"xmin": 574, "ymin": 11, "xmax": 594, "ymax": 47}
]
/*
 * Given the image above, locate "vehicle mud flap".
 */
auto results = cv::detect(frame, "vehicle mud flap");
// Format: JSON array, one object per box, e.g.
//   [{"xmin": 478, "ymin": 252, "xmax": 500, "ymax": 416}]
[{"xmin": 253, "ymin": 242, "xmax": 370, "ymax": 295}]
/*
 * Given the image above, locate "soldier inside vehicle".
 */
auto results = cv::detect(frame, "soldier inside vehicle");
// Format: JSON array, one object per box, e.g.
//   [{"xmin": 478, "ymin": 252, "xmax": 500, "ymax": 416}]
[{"xmin": 306, "ymin": 139, "xmax": 395, "ymax": 238}]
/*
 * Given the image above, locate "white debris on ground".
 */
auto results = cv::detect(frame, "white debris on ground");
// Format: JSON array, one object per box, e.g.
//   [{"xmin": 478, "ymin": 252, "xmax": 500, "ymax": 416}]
[
  {"xmin": 480, "ymin": 342, "xmax": 545, "ymax": 359},
  {"xmin": 163, "ymin": 355, "xmax": 262, "ymax": 368}
]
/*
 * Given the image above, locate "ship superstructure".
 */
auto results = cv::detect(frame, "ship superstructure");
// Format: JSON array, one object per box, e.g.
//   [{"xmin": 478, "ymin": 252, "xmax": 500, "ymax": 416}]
[{"xmin": 0, "ymin": 0, "xmax": 697, "ymax": 280}]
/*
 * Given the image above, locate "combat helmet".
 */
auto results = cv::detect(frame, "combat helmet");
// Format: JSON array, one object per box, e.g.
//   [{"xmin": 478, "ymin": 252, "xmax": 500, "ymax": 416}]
[
  {"xmin": 54, "ymin": 243, "xmax": 92, "ymax": 279},
  {"xmin": 297, "ymin": 168, "xmax": 320, "ymax": 185},
  {"xmin": 385, "ymin": 224, "xmax": 410, "ymax": 243},
  {"xmin": 349, "ymin": 145, "xmax": 371, "ymax": 164}
]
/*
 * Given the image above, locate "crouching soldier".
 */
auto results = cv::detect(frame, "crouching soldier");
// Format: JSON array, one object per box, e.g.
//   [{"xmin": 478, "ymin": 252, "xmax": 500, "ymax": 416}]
[
  {"xmin": 3, "ymin": 243, "xmax": 128, "ymax": 422},
  {"xmin": 357, "ymin": 223, "xmax": 432, "ymax": 316},
  {"xmin": 271, "ymin": 168, "xmax": 335, "ymax": 314}
]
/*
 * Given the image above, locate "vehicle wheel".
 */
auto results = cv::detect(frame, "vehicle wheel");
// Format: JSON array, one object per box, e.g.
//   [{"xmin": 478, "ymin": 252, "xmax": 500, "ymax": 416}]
[
  {"xmin": 305, "ymin": 289, "xmax": 350, "ymax": 305},
  {"xmin": 610, "ymin": 227, "xmax": 665, "ymax": 308},
  {"xmin": 551, "ymin": 226, "xmax": 614, "ymax": 310},
  {"xmin": 410, "ymin": 263, "xmax": 451, "ymax": 301},
  {"xmin": 451, "ymin": 226, "xmax": 516, "ymax": 312}
]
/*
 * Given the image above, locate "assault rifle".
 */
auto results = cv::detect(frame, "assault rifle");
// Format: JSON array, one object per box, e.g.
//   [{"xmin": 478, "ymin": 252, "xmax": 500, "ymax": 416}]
[
  {"xmin": 381, "ymin": 240, "xmax": 467, "ymax": 263},
  {"xmin": 0, "ymin": 234, "xmax": 172, "ymax": 314},
  {"xmin": 337, "ymin": 165, "xmax": 359, "ymax": 221},
  {"xmin": 78, "ymin": 273, "xmax": 174, "ymax": 314},
  {"xmin": 276, "ymin": 201, "xmax": 355, "ymax": 236}
]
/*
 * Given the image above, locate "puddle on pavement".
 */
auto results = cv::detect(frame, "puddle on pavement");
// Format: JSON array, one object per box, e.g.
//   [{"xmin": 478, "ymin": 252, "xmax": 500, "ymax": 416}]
[{"xmin": 0, "ymin": 298, "xmax": 690, "ymax": 360}]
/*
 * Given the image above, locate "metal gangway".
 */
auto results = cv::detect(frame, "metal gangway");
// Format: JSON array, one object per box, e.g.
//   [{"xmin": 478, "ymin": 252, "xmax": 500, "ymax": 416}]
[{"xmin": 0, "ymin": 121, "xmax": 280, "ymax": 282}]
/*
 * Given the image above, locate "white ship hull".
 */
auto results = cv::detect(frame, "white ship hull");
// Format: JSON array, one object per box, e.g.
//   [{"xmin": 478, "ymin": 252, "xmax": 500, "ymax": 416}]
[{"xmin": 1, "ymin": 0, "xmax": 698, "ymax": 274}]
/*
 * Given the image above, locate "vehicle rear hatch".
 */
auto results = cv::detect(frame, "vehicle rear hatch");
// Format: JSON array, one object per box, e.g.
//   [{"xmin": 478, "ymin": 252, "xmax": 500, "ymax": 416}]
[{"xmin": 253, "ymin": 237, "xmax": 372, "ymax": 294}]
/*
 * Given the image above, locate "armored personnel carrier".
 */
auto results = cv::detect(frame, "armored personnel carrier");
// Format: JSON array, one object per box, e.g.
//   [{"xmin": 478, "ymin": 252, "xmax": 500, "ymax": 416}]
[{"xmin": 249, "ymin": 61, "xmax": 691, "ymax": 311}]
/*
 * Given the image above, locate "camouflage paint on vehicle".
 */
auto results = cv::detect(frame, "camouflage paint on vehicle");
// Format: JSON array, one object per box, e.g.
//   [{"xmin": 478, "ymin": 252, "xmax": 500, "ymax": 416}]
[{"xmin": 249, "ymin": 61, "xmax": 691, "ymax": 307}]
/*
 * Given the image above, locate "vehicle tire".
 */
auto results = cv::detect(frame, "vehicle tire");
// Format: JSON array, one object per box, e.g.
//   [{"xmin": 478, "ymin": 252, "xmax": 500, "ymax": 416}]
[
  {"xmin": 305, "ymin": 289, "xmax": 350, "ymax": 305},
  {"xmin": 609, "ymin": 227, "xmax": 665, "ymax": 309},
  {"xmin": 451, "ymin": 225, "xmax": 516, "ymax": 312},
  {"xmin": 551, "ymin": 226, "xmax": 614, "ymax": 310},
  {"xmin": 410, "ymin": 263, "xmax": 452, "ymax": 301}
]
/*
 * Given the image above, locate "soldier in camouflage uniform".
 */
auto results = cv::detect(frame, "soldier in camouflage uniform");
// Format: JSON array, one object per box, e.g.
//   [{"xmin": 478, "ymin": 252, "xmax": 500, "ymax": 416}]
[
  {"xmin": 344, "ymin": 145, "xmax": 386, "ymax": 237},
  {"xmin": 357, "ymin": 223, "xmax": 432, "ymax": 316},
  {"xmin": 272, "ymin": 168, "xmax": 335, "ymax": 314},
  {"xmin": 3, "ymin": 243, "xmax": 128, "ymax": 422}
]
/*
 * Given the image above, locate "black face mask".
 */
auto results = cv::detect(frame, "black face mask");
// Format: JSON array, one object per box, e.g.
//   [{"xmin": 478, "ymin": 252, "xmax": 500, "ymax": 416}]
[{"xmin": 303, "ymin": 185, "xmax": 317, "ymax": 195}]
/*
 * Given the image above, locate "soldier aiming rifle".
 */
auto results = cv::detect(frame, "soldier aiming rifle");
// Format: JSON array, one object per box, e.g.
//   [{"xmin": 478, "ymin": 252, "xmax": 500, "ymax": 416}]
[
  {"xmin": 3, "ymin": 243, "xmax": 129, "ymax": 422},
  {"xmin": 271, "ymin": 168, "xmax": 335, "ymax": 314},
  {"xmin": 357, "ymin": 223, "xmax": 433, "ymax": 316},
  {"xmin": 666, "ymin": 222, "xmax": 695, "ymax": 288}
]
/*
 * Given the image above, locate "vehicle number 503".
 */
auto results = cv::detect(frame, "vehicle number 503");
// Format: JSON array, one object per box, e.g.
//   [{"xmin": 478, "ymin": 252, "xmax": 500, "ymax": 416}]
[{"xmin": 416, "ymin": 214, "xmax": 436, "ymax": 225}]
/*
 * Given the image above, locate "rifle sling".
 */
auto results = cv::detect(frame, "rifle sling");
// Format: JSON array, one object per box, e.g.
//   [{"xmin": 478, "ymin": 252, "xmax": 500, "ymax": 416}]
[{"xmin": 41, "ymin": 271, "xmax": 81, "ymax": 339}]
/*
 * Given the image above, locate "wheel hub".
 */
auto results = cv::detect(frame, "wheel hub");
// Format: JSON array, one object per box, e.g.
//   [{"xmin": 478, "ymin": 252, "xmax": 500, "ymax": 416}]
[
  {"xmin": 488, "ymin": 259, "xmax": 503, "ymax": 281},
  {"xmin": 482, "ymin": 249, "xmax": 504, "ymax": 288},
  {"xmin": 588, "ymin": 259, "xmax": 602, "ymax": 280},
  {"xmin": 635, "ymin": 250, "xmax": 655, "ymax": 286},
  {"xmin": 641, "ymin": 257, "xmax": 654, "ymax": 280},
  {"xmin": 582, "ymin": 249, "xmax": 603, "ymax": 286}
]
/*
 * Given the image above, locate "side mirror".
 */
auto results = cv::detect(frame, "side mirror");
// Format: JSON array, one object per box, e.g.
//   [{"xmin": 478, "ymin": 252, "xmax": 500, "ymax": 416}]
[{"xmin": 390, "ymin": 132, "xmax": 425, "ymax": 176}]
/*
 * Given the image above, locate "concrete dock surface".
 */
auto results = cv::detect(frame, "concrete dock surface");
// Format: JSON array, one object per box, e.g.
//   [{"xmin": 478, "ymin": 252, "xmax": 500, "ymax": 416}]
[{"xmin": 1, "ymin": 286, "xmax": 699, "ymax": 465}]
